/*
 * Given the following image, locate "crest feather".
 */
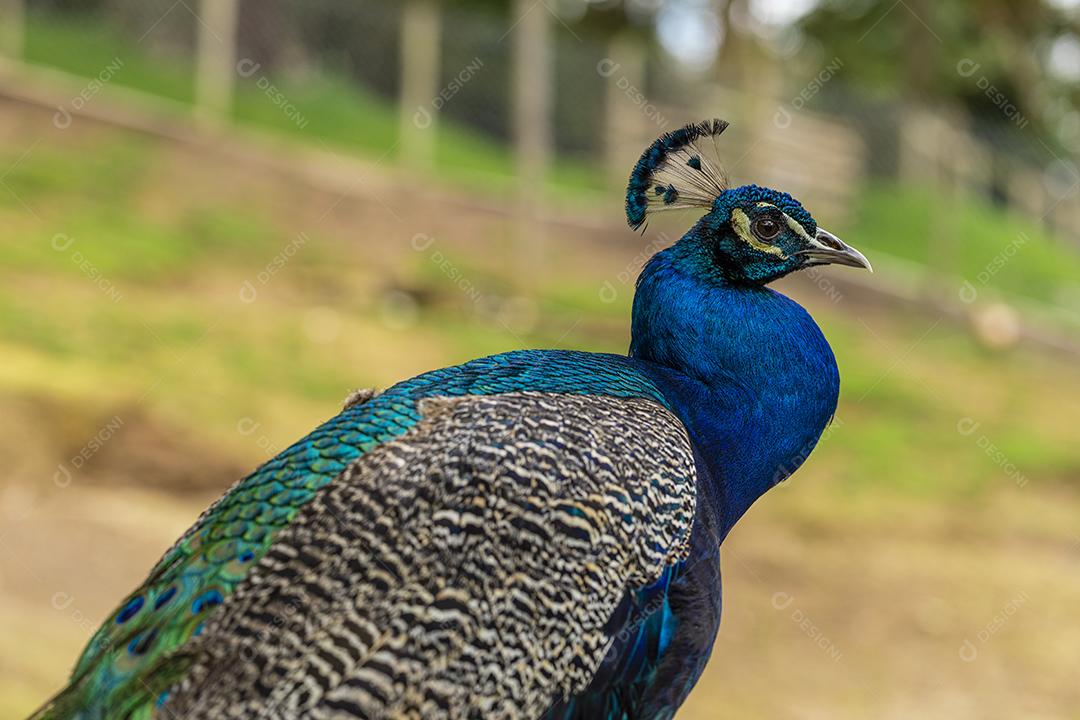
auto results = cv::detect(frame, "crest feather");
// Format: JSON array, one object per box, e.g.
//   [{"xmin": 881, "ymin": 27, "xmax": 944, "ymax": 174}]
[{"xmin": 625, "ymin": 119, "xmax": 730, "ymax": 231}]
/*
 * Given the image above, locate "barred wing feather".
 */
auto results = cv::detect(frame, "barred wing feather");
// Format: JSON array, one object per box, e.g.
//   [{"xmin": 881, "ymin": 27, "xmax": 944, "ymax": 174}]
[{"xmin": 162, "ymin": 391, "xmax": 697, "ymax": 719}]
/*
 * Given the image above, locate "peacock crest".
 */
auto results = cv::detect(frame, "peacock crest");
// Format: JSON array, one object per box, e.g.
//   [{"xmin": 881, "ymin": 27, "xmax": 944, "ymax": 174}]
[{"xmin": 625, "ymin": 118, "xmax": 731, "ymax": 231}]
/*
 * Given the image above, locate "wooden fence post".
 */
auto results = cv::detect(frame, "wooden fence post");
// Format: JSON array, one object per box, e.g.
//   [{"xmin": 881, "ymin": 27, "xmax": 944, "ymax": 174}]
[
  {"xmin": 0, "ymin": 0, "xmax": 25, "ymax": 59},
  {"xmin": 399, "ymin": 0, "xmax": 441, "ymax": 169},
  {"xmin": 602, "ymin": 32, "xmax": 647, "ymax": 185},
  {"xmin": 195, "ymin": 0, "xmax": 240, "ymax": 124},
  {"xmin": 511, "ymin": 0, "xmax": 553, "ymax": 282}
]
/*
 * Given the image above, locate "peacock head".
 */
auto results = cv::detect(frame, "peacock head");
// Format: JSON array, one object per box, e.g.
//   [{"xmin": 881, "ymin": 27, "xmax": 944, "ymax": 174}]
[{"xmin": 626, "ymin": 119, "xmax": 871, "ymax": 285}]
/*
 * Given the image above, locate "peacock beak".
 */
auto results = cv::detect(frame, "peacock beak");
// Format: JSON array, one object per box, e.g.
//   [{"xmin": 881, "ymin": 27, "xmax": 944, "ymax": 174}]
[{"xmin": 801, "ymin": 228, "xmax": 873, "ymax": 272}]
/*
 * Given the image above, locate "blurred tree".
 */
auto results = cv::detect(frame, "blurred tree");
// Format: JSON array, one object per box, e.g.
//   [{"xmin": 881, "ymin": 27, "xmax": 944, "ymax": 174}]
[
  {"xmin": 797, "ymin": 0, "xmax": 1079, "ymax": 147},
  {"xmin": 441, "ymin": 0, "xmax": 660, "ymax": 156},
  {"xmin": 444, "ymin": 0, "xmax": 655, "ymax": 37}
]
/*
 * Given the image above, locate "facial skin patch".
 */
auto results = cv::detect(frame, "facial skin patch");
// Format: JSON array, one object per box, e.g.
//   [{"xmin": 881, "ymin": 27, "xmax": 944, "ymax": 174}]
[
  {"xmin": 782, "ymin": 213, "xmax": 815, "ymax": 243},
  {"xmin": 754, "ymin": 201, "xmax": 825, "ymax": 248},
  {"xmin": 731, "ymin": 208, "xmax": 787, "ymax": 258}
]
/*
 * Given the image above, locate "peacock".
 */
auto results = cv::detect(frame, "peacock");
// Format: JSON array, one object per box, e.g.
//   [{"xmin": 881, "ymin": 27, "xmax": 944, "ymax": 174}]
[{"xmin": 31, "ymin": 119, "xmax": 871, "ymax": 720}]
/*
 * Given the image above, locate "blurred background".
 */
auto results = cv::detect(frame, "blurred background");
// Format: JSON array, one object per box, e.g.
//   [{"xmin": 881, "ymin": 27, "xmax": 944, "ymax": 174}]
[{"xmin": 0, "ymin": 0, "xmax": 1078, "ymax": 717}]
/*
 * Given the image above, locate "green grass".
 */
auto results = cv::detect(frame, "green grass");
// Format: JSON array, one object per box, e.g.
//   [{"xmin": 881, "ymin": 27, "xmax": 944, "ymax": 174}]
[
  {"xmin": 0, "ymin": 141, "xmax": 290, "ymax": 281},
  {"xmin": 21, "ymin": 10, "xmax": 606, "ymax": 196},
  {"xmin": 844, "ymin": 183, "xmax": 1080, "ymax": 308},
  {"xmin": 23, "ymin": 12, "xmax": 196, "ymax": 104}
]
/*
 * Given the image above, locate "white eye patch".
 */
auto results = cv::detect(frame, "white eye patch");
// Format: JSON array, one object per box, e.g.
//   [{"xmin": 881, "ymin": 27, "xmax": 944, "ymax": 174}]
[
  {"xmin": 731, "ymin": 208, "xmax": 787, "ymax": 258},
  {"xmin": 751, "ymin": 201, "xmax": 824, "ymax": 248}
]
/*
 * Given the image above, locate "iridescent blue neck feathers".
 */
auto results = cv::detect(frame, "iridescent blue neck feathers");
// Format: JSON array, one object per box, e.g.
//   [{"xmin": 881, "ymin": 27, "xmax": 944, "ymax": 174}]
[{"xmin": 629, "ymin": 241, "xmax": 839, "ymax": 534}]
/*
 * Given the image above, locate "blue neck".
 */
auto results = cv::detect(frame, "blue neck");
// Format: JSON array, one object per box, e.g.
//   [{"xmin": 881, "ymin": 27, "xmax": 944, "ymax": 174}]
[{"xmin": 628, "ymin": 241, "xmax": 839, "ymax": 538}]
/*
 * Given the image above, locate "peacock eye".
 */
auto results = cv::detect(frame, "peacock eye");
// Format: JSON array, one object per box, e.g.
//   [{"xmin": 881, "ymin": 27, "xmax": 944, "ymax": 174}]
[{"xmin": 751, "ymin": 216, "xmax": 782, "ymax": 242}]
